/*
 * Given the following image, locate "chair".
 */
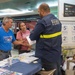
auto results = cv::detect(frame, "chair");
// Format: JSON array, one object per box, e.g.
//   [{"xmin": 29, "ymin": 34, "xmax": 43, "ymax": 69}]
[
  {"xmin": 38, "ymin": 69, "xmax": 56, "ymax": 75},
  {"xmin": 65, "ymin": 59, "xmax": 75, "ymax": 75}
]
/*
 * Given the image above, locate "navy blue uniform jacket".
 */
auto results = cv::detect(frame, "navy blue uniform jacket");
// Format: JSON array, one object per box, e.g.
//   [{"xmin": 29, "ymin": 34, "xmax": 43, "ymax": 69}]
[{"xmin": 30, "ymin": 14, "xmax": 62, "ymax": 62}]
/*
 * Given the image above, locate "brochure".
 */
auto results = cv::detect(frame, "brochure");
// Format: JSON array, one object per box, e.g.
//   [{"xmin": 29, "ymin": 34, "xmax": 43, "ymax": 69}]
[
  {"xmin": 0, "ymin": 68, "xmax": 23, "ymax": 75},
  {"xmin": 26, "ymin": 36, "xmax": 36, "ymax": 45}
]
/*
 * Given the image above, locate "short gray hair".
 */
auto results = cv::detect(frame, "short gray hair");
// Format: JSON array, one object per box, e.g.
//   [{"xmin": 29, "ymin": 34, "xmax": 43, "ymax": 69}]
[{"xmin": 2, "ymin": 17, "xmax": 12, "ymax": 25}]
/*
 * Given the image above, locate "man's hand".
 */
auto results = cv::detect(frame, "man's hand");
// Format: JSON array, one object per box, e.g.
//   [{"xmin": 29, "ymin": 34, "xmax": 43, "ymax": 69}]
[
  {"xmin": 18, "ymin": 40, "xmax": 24, "ymax": 45},
  {"xmin": 13, "ymin": 40, "xmax": 23, "ymax": 45}
]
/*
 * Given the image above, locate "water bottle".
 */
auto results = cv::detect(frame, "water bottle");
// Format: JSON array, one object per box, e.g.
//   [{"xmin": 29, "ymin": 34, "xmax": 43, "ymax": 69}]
[{"xmin": 7, "ymin": 56, "xmax": 12, "ymax": 67}]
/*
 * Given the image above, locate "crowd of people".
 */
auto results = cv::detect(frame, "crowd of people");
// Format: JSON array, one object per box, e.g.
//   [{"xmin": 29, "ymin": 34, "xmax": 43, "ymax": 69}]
[{"xmin": 0, "ymin": 3, "xmax": 74, "ymax": 75}]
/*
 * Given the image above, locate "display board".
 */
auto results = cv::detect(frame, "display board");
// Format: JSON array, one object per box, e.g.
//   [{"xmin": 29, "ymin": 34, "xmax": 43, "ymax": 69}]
[
  {"xmin": 62, "ymin": 21, "xmax": 75, "ymax": 46},
  {"xmin": 58, "ymin": 0, "xmax": 75, "ymax": 47},
  {"xmin": 58, "ymin": 0, "xmax": 75, "ymax": 21},
  {"xmin": 64, "ymin": 3, "xmax": 75, "ymax": 17}
]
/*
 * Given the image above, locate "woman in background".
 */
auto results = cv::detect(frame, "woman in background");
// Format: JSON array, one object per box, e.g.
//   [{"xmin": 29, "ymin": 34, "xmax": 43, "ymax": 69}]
[{"xmin": 16, "ymin": 22, "xmax": 31, "ymax": 54}]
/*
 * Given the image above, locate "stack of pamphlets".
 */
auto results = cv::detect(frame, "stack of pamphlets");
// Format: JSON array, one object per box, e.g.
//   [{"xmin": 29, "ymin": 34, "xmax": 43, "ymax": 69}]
[
  {"xmin": 19, "ymin": 56, "xmax": 38, "ymax": 63},
  {"xmin": 0, "ymin": 68, "xmax": 22, "ymax": 75}
]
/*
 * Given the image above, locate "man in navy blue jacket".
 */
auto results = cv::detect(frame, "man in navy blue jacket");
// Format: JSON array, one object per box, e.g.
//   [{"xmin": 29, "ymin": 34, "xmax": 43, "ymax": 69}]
[{"xmin": 30, "ymin": 3, "xmax": 62, "ymax": 75}]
